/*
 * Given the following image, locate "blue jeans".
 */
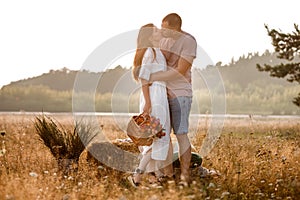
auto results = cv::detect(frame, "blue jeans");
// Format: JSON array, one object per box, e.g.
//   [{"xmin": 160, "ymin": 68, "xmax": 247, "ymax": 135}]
[{"xmin": 168, "ymin": 96, "xmax": 192, "ymax": 134}]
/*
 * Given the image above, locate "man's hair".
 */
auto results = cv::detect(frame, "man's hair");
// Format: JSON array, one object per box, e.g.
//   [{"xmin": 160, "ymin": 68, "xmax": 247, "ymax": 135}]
[{"xmin": 162, "ymin": 13, "xmax": 182, "ymax": 28}]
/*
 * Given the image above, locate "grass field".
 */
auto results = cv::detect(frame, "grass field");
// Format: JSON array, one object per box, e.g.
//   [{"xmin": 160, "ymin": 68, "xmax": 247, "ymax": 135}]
[{"xmin": 0, "ymin": 114, "xmax": 299, "ymax": 199}]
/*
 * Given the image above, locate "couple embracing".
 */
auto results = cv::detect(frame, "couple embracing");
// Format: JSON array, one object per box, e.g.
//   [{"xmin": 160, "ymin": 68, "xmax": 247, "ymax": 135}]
[{"xmin": 130, "ymin": 13, "xmax": 197, "ymax": 186}]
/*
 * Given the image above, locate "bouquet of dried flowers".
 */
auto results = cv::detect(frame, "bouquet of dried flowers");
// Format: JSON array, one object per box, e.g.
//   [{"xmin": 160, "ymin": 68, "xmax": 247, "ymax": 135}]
[{"xmin": 127, "ymin": 114, "xmax": 166, "ymax": 146}]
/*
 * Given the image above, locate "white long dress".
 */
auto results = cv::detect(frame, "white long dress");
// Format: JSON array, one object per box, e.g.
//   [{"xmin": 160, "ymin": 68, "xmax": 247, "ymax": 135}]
[{"xmin": 138, "ymin": 47, "xmax": 171, "ymax": 164}]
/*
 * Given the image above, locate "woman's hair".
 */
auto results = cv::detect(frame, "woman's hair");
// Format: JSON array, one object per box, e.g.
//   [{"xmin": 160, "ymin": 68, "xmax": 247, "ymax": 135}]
[{"xmin": 132, "ymin": 23, "xmax": 156, "ymax": 81}]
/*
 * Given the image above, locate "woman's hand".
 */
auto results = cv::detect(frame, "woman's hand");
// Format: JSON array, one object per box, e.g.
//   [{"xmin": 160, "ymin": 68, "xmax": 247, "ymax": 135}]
[{"xmin": 143, "ymin": 102, "xmax": 151, "ymax": 115}]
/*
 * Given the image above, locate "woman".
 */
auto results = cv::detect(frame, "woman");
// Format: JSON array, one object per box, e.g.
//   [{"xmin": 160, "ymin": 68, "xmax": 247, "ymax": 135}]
[{"xmin": 129, "ymin": 23, "xmax": 173, "ymax": 186}]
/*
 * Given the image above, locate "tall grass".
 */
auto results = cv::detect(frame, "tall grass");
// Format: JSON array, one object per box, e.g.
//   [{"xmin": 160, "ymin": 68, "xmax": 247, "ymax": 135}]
[{"xmin": 34, "ymin": 115, "xmax": 99, "ymax": 173}]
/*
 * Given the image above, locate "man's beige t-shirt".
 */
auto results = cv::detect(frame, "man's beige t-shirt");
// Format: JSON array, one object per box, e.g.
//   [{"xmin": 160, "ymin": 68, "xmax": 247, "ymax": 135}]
[{"xmin": 160, "ymin": 32, "xmax": 197, "ymax": 99}]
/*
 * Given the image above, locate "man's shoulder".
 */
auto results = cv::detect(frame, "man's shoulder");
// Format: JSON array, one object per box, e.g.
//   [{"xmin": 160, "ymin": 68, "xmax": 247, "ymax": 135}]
[{"xmin": 181, "ymin": 31, "xmax": 197, "ymax": 44}]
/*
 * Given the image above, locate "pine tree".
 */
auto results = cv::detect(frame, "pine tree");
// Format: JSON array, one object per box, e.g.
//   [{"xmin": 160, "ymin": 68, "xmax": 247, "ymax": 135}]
[{"xmin": 257, "ymin": 24, "xmax": 300, "ymax": 107}]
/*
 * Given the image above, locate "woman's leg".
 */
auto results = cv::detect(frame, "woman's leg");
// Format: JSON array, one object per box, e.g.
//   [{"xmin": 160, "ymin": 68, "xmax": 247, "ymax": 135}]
[
  {"xmin": 162, "ymin": 139, "xmax": 174, "ymax": 177},
  {"xmin": 134, "ymin": 150, "xmax": 152, "ymax": 183}
]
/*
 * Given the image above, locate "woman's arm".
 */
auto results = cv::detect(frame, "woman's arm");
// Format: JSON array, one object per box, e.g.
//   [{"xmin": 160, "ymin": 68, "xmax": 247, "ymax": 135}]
[
  {"xmin": 140, "ymin": 79, "xmax": 151, "ymax": 114},
  {"xmin": 150, "ymin": 56, "xmax": 194, "ymax": 82}
]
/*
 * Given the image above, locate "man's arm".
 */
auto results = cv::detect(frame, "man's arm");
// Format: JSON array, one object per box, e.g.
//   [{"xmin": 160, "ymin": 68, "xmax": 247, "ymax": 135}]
[{"xmin": 150, "ymin": 56, "xmax": 194, "ymax": 82}]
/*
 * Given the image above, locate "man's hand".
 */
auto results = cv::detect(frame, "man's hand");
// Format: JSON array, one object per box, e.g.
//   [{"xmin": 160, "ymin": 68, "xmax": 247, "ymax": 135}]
[
  {"xmin": 150, "ymin": 57, "xmax": 194, "ymax": 82},
  {"xmin": 177, "ymin": 56, "xmax": 194, "ymax": 75}
]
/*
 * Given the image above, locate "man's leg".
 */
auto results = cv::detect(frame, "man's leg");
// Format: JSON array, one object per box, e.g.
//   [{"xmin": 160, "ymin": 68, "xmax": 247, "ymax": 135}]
[
  {"xmin": 168, "ymin": 96, "xmax": 193, "ymax": 183},
  {"xmin": 176, "ymin": 133, "xmax": 191, "ymax": 182}
]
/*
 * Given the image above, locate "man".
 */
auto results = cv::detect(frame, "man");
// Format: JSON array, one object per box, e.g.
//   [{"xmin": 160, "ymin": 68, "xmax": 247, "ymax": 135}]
[{"xmin": 150, "ymin": 13, "xmax": 197, "ymax": 184}]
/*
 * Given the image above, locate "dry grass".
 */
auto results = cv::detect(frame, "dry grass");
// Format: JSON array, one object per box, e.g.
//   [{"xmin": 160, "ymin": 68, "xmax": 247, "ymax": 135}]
[
  {"xmin": 0, "ymin": 113, "xmax": 299, "ymax": 199},
  {"xmin": 34, "ymin": 115, "xmax": 100, "ymax": 174}
]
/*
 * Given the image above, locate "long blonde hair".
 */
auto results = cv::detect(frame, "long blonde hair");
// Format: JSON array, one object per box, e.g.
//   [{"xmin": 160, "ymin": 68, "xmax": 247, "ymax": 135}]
[{"xmin": 133, "ymin": 23, "xmax": 156, "ymax": 81}]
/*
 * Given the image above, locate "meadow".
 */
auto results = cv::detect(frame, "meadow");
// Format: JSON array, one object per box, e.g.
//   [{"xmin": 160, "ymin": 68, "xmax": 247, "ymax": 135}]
[{"xmin": 0, "ymin": 113, "xmax": 299, "ymax": 199}]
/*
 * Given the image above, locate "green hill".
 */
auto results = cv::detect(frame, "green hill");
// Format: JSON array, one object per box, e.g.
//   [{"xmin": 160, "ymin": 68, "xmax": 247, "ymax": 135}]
[
  {"xmin": 0, "ymin": 51, "xmax": 299, "ymax": 114},
  {"xmin": 4, "ymin": 51, "xmax": 293, "ymax": 92}
]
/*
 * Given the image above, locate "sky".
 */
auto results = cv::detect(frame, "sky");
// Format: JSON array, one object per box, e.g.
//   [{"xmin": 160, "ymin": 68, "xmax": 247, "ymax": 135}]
[{"xmin": 0, "ymin": 0, "xmax": 299, "ymax": 88}]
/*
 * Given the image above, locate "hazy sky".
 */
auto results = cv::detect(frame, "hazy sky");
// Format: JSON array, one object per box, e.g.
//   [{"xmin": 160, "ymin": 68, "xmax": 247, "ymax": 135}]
[{"xmin": 0, "ymin": 0, "xmax": 299, "ymax": 88}]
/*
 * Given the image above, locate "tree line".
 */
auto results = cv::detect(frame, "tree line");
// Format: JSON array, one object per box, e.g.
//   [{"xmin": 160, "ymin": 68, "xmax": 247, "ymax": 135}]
[
  {"xmin": 0, "ymin": 80, "xmax": 298, "ymax": 115},
  {"xmin": 0, "ymin": 51, "xmax": 299, "ymax": 114}
]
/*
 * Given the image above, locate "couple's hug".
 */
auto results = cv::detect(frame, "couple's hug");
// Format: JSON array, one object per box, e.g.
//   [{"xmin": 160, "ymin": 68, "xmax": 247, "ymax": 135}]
[{"xmin": 129, "ymin": 13, "xmax": 197, "ymax": 187}]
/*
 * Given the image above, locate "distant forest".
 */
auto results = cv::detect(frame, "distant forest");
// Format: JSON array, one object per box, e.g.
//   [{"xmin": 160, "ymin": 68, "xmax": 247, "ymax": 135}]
[{"xmin": 0, "ymin": 50, "xmax": 299, "ymax": 114}]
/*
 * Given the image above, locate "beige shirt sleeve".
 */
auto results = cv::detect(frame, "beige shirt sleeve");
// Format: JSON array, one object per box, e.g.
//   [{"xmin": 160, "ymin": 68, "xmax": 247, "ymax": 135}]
[{"xmin": 180, "ymin": 35, "xmax": 197, "ymax": 63}]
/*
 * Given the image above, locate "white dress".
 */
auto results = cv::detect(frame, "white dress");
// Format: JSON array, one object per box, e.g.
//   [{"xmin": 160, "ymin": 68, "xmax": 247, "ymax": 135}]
[{"xmin": 138, "ymin": 47, "xmax": 171, "ymax": 162}]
